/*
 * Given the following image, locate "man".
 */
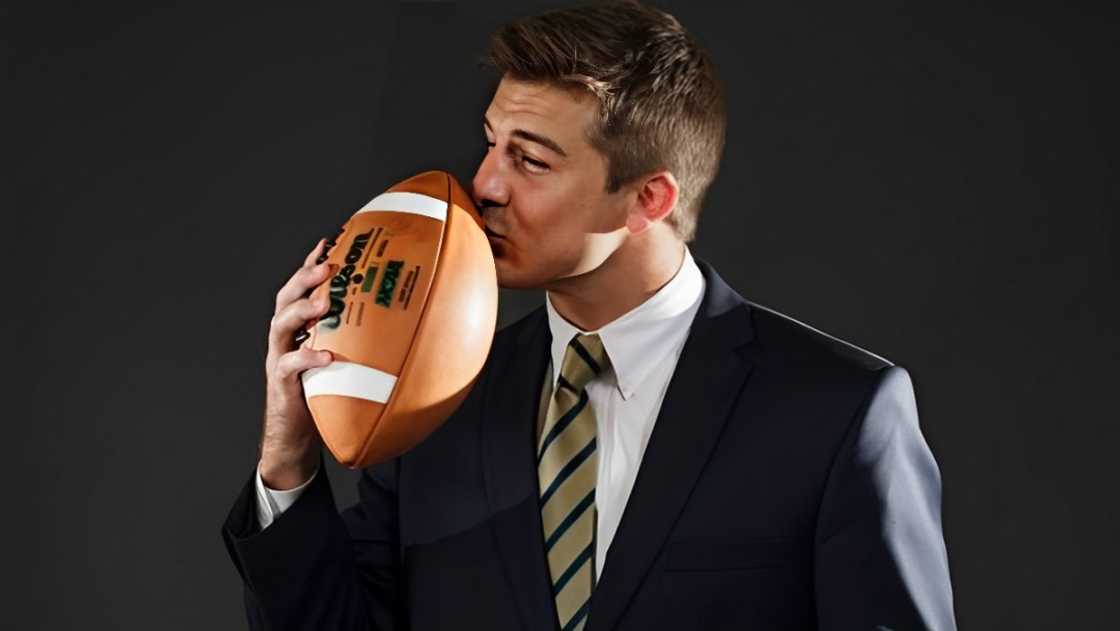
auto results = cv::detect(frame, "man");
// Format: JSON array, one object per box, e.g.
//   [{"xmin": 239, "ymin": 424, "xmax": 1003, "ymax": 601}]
[{"xmin": 222, "ymin": 1, "xmax": 957, "ymax": 629}]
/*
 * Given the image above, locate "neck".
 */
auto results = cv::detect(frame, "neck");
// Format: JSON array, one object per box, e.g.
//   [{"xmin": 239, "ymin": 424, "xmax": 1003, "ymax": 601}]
[{"xmin": 546, "ymin": 231, "xmax": 685, "ymax": 332}]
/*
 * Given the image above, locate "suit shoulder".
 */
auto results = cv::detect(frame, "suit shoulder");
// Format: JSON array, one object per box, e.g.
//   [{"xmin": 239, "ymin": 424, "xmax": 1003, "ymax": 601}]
[
  {"xmin": 477, "ymin": 305, "xmax": 546, "ymax": 371},
  {"xmin": 746, "ymin": 299, "xmax": 894, "ymax": 376},
  {"xmin": 494, "ymin": 305, "xmax": 545, "ymax": 346}
]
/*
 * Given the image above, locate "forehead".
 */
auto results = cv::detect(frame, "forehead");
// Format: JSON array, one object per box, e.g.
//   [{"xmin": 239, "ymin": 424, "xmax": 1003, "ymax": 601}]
[{"xmin": 484, "ymin": 77, "xmax": 597, "ymax": 147}]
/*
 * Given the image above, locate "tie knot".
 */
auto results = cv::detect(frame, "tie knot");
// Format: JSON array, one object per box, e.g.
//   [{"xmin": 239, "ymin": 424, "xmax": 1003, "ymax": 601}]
[{"xmin": 559, "ymin": 333, "xmax": 610, "ymax": 392}]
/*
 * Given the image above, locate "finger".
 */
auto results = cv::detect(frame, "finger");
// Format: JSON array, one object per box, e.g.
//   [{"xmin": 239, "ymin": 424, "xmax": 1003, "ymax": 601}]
[
  {"xmin": 269, "ymin": 293, "xmax": 331, "ymax": 353},
  {"xmin": 269, "ymin": 293, "xmax": 330, "ymax": 353},
  {"xmin": 275, "ymin": 261, "xmax": 332, "ymax": 315},
  {"xmin": 303, "ymin": 237, "xmax": 326, "ymax": 268},
  {"xmin": 274, "ymin": 346, "xmax": 334, "ymax": 381}
]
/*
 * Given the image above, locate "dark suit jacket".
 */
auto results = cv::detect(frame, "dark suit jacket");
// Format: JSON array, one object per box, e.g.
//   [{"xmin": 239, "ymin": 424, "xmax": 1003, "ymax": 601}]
[{"xmin": 222, "ymin": 257, "xmax": 957, "ymax": 630}]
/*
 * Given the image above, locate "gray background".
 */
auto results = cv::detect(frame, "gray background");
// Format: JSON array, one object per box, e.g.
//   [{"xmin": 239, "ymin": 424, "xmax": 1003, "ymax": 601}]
[{"xmin": 9, "ymin": 1, "xmax": 1117, "ymax": 628}]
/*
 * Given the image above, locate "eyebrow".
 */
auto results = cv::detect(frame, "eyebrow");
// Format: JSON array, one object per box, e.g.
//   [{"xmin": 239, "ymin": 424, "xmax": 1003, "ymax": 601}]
[{"xmin": 484, "ymin": 117, "xmax": 568, "ymax": 158}]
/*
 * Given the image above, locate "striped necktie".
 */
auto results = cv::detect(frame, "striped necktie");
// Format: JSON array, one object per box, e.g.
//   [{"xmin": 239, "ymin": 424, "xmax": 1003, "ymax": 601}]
[{"xmin": 537, "ymin": 332, "xmax": 610, "ymax": 631}]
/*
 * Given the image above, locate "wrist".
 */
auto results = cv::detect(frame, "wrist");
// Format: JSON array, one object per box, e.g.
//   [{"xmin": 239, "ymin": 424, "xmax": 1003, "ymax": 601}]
[{"xmin": 259, "ymin": 436, "xmax": 321, "ymax": 490}]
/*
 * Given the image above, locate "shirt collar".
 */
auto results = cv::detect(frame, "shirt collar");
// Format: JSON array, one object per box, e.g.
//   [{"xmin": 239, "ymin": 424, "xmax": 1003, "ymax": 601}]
[{"xmin": 545, "ymin": 245, "xmax": 706, "ymax": 400}]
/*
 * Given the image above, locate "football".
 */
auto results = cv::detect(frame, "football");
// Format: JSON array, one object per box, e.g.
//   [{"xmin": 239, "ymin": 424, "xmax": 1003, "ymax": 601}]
[{"xmin": 299, "ymin": 171, "xmax": 498, "ymax": 468}]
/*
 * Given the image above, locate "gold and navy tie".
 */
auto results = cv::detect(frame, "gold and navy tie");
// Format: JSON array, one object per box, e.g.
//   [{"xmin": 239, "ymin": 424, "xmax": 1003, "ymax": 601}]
[{"xmin": 537, "ymin": 332, "xmax": 610, "ymax": 631}]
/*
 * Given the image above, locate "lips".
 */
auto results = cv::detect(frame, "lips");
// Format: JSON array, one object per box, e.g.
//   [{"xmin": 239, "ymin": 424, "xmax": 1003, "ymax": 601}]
[{"xmin": 484, "ymin": 226, "xmax": 505, "ymax": 239}]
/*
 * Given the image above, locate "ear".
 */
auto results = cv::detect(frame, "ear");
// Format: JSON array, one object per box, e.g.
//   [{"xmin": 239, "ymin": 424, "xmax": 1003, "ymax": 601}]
[{"xmin": 625, "ymin": 170, "xmax": 679, "ymax": 235}]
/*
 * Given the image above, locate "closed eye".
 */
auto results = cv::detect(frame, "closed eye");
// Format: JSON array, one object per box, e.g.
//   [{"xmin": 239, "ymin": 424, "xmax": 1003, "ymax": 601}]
[{"xmin": 484, "ymin": 141, "xmax": 549, "ymax": 173}]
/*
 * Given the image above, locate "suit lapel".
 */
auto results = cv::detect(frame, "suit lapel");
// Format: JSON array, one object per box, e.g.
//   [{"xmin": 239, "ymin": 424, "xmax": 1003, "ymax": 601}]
[
  {"xmin": 586, "ymin": 258, "xmax": 756, "ymax": 631},
  {"xmin": 482, "ymin": 308, "xmax": 559, "ymax": 631}
]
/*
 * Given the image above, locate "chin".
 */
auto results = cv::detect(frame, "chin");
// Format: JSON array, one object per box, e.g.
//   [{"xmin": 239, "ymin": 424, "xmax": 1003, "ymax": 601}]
[
  {"xmin": 494, "ymin": 265, "xmax": 537, "ymax": 290},
  {"xmin": 493, "ymin": 254, "xmax": 548, "ymax": 290}
]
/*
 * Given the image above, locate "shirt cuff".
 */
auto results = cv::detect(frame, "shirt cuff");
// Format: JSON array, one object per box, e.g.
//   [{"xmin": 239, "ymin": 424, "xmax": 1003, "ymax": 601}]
[{"xmin": 253, "ymin": 461, "xmax": 320, "ymax": 531}]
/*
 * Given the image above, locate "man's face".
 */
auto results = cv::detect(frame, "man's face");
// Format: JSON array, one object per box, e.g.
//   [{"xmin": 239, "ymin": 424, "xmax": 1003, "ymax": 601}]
[{"xmin": 472, "ymin": 76, "xmax": 634, "ymax": 290}]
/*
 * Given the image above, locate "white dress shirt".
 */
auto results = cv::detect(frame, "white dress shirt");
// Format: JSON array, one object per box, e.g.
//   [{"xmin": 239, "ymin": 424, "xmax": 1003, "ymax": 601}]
[{"xmin": 255, "ymin": 246, "xmax": 706, "ymax": 580}]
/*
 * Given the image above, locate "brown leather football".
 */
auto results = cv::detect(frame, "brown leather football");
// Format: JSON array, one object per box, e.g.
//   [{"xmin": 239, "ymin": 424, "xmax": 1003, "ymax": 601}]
[{"xmin": 299, "ymin": 171, "xmax": 498, "ymax": 468}]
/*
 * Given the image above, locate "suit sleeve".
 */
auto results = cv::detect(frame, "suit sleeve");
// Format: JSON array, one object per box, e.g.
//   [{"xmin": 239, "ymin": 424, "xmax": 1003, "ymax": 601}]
[
  {"xmin": 255, "ymin": 462, "xmax": 319, "ymax": 530},
  {"xmin": 814, "ymin": 365, "xmax": 958, "ymax": 630},
  {"xmin": 220, "ymin": 452, "xmax": 406, "ymax": 631}
]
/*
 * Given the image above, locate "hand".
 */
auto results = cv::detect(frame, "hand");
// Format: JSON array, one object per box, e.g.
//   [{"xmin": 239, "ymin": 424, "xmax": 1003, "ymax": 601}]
[{"xmin": 259, "ymin": 237, "xmax": 335, "ymax": 489}]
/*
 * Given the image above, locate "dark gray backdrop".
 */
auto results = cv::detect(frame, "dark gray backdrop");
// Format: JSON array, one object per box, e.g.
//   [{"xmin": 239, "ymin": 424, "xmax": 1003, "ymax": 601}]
[{"xmin": 10, "ymin": 1, "xmax": 1117, "ymax": 629}]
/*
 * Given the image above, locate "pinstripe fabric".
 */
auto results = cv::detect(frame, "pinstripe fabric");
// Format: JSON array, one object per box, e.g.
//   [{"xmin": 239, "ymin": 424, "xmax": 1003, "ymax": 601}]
[{"xmin": 538, "ymin": 333, "xmax": 610, "ymax": 631}]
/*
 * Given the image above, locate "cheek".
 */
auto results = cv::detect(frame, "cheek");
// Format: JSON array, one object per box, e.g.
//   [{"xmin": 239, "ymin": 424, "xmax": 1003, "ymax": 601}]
[
  {"xmin": 520, "ymin": 186, "xmax": 586, "ymax": 235},
  {"xmin": 506, "ymin": 178, "xmax": 596, "ymax": 256}
]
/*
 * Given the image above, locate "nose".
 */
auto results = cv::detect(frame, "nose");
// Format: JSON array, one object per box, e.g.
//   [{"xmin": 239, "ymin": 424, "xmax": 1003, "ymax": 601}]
[{"xmin": 470, "ymin": 145, "xmax": 509, "ymax": 211}]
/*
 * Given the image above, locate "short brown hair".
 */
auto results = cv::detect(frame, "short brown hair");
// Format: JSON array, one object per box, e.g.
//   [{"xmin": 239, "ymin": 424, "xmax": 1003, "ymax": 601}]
[{"xmin": 482, "ymin": 0, "xmax": 726, "ymax": 243}]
